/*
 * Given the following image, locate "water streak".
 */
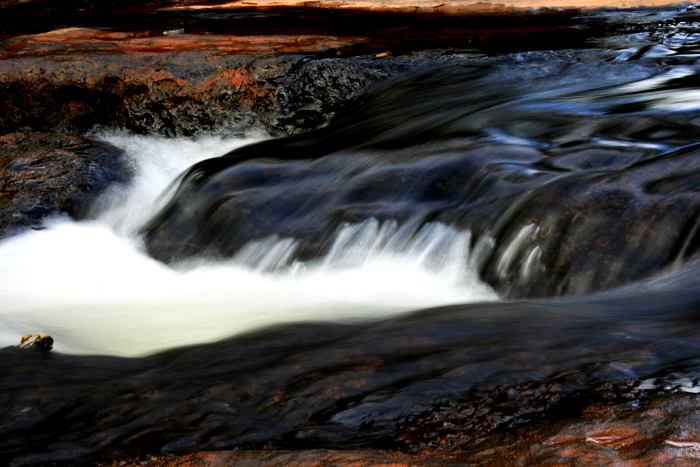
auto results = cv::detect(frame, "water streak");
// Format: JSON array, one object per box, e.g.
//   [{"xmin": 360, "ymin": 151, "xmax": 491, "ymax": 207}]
[{"xmin": 0, "ymin": 134, "xmax": 496, "ymax": 356}]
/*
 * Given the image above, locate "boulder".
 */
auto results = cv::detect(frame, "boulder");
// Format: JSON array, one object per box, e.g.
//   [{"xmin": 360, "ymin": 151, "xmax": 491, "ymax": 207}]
[
  {"xmin": 142, "ymin": 65, "xmax": 700, "ymax": 298},
  {"xmin": 0, "ymin": 132, "xmax": 129, "ymax": 238}
]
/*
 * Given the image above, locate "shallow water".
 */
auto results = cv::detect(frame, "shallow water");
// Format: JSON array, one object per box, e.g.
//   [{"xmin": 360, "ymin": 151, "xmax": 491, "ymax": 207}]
[{"xmin": 1, "ymin": 4, "xmax": 700, "ymax": 465}]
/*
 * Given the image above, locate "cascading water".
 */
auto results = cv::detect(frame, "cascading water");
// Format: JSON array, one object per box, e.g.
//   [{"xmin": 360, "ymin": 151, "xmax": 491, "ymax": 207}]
[
  {"xmin": 0, "ymin": 133, "xmax": 496, "ymax": 356},
  {"xmin": 1, "ymin": 5, "xmax": 700, "ymax": 464}
]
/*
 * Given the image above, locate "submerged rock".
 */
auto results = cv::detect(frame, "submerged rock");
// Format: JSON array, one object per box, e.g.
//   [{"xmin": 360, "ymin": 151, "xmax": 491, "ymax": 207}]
[
  {"xmin": 0, "ymin": 132, "xmax": 129, "ymax": 238},
  {"xmin": 133, "ymin": 449, "xmax": 463, "ymax": 466}
]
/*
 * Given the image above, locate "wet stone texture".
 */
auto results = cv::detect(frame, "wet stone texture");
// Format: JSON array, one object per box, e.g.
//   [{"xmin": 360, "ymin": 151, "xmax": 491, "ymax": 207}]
[
  {"xmin": 0, "ymin": 132, "xmax": 128, "ymax": 238},
  {"xmin": 18, "ymin": 334, "xmax": 53, "ymax": 352},
  {"xmin": 463, "ymin": 393, "xmax": 700, "ymax": 465},
  {"xmin": 0, "ymin": 33, "xmax": 406, "ymax": 137},
  {"xmin": 1, "ymin": 2, "xmax": 693, "ymax": 137},
  {"xmin": 142, "ymin": 61, "xmax": 700, "ymax": 298},
  {"xmin": 2, "ymin": 283, "xmax": 700, "ymax": 465},
  {"xmin": 118, "ymin": 392, "xmax": 700, "ymax": 465},
  {"xmin": 1, "ymin": 2, "xmax": 700, "ymax": 467}
]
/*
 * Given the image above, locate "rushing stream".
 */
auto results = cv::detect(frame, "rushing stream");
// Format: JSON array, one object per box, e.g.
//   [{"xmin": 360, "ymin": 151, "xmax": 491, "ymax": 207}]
[
  {"xmin": 0, "ymin": 134, "xmax": 496, "ymax": 356},
  {"xmin": 1, "ymin": 4, "xmax": 700, "ymax": 465}
]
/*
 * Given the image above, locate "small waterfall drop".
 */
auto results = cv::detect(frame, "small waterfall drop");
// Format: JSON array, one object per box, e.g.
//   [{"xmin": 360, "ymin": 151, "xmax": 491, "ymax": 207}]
[{"xmin": 0, "ymin": 133, "xmax": 497, "ymax": 356}]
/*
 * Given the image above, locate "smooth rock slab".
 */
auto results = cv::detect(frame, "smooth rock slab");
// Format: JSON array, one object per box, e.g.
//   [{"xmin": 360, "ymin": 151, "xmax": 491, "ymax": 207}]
[
  {"xmin": 2, "ymin": 267, "xmax": 700, "ymax": 465},
  {"xmin": 142, "ymin": 60, "xmax": 700, "ymax": 297},
  {"xmin": 131, "ymin": 394, "xmax": 700, "ymax": 466}
]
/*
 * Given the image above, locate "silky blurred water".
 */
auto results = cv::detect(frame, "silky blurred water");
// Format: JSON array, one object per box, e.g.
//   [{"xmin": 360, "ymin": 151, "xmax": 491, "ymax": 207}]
[{"xmin": 0, "ymin": 133, "xmax": 496, "ymax": 356}]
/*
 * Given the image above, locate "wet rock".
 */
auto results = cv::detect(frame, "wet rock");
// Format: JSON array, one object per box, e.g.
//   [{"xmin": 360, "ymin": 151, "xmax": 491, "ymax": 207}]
[
  {"xmin": 270, "ymin": 58, "xmax": 411, "ymax": 134},
  {"xmin": 0, "ymin": 132, "xmax": 129, "ymax": 238},
  {"xmin": 142, "ymin": 62, "xmax": 700, "ymax": 298},
  {"xmin": 134, "ymin": 449, "xmax": 461, "ymax": 466},
  {"xmin": 0, "ymin": 3, "xmax": 684, "ymax": 136},
  {"xmin": 460, "ymin": 393, "xmax": 700, "ymax": 465},
  {"xmin": 2, "ymin": 282, "xmax": 698, "ymax": 465},
  {"xmin": 0, "ymin": 35, "xmax": 413, "ymax": 136},
  {"xmin": 132, "ymin": 393, "xmax": 700, "ymax": 466},
  {"xmin": 18, "ymin": 333, "xmax": 53, "ymax": 351}
]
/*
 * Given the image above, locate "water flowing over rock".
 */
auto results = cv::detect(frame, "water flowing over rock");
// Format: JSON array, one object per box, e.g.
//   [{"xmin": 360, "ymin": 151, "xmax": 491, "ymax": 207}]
[
  {"xmin": 2, "ymin": 263, "xmax": 700, "ymax": 464},
  {"xmin": 1, "ymin": 2, "xmax": 700, "ymax": 466},
  {"xmin": 143, "ymin": 56, "xmax": 700, "ymax": 297}
]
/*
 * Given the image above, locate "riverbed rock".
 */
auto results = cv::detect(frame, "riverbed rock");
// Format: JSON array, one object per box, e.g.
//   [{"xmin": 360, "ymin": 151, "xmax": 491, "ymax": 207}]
[
  {"xmin": 0, "ymin": 132, "xmax": 128, "ymax": 238},
  {"xmin": 1, "ymin": 1, "xmax": 688, "ymax": 137},
  {"xmin": 127, "ymin": 393, "xmax": 700, "ymax": 466},
  {"xmin": 2, "ymin": 276, "xmax": 700, "ymax": 465},
  {"xmin": 0, "ymin": 33, "xmax": 417, "ymax": 137},
  {"xmin": 142, "ymin": 60, "xmax": 700, "ymax": 298}
]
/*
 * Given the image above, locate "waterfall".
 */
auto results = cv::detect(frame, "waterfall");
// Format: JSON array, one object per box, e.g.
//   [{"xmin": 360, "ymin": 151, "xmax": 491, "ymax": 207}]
[{"xmin": 0, "ymin": 132, "xmax": 496, "ymax": 356}]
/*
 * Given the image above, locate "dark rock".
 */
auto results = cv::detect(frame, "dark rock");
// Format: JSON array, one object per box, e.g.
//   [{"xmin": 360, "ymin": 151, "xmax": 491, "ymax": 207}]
[
  {"xmin": 0, "ymin": 4, "xmax": 687, "ymax": 137},
  {"xmin": 0, "ymin": 132, "xmax": 129, "ymax": 238},
  {"xmin": 0, "ymin": 43, "xmax": 405, "ymax": 137},
  {"xmin": 142, "ymin": 63, "xmax": 700, "ymax": 298},
  {"xmin": 270, "ymin": 58, "xmax": 413, "ymax": 134},
  {"xmin": 110, "ymin": 393, "xmax": 700, "ymax": 465},
  {"xmin": 1, "ymin": 268, "xmax": 700, "ymax": 464}
]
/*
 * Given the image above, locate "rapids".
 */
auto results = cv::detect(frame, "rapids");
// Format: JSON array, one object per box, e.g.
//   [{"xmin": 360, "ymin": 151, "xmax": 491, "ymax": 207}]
[
  {"xmin": 0, "ymin": 134, "xmax": 495, "ymax": 356},
  {"xmin": 1, "ymin": 4, "xmax": 700, "ymax": 465}
]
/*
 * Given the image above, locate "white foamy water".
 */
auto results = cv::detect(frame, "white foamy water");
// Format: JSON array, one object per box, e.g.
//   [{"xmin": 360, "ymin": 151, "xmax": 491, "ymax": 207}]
[{"xmin": 0, "ymin": 133, "xmax": 497, "ymax": 357}]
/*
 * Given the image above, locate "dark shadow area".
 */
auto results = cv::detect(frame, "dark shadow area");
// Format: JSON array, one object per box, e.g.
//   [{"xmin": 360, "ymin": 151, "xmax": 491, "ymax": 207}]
[{"xmin": 1, "ymin": 1, "xmax": 688, "ymax": 55}]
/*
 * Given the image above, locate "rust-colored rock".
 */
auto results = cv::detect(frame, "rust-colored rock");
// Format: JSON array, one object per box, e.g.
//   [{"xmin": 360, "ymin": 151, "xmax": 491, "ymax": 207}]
[
  {"xmin": 107, "ymin": 394, "xmax": 700, "ymax": 466},
  {"xmin": 1, "ymin": 0, "xmax": 678, "ymax": 136},
  {"xmin": 131, "ymin": 449, "xmax": 460, "ymax": 466},
  {"xmin": 164, "ymin": 0, "xmax": 686, "ymax": 12},
  {"xmin": 19, "ymin": 333, "xmax": 53, "ymax": 351},
  {"xmin": 0, "ymin": 28, "xmax": 362, "ymax": 58},
  {"xmin": 0, "ymin": 33, "xmax": 402, "ymax": 135}
]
